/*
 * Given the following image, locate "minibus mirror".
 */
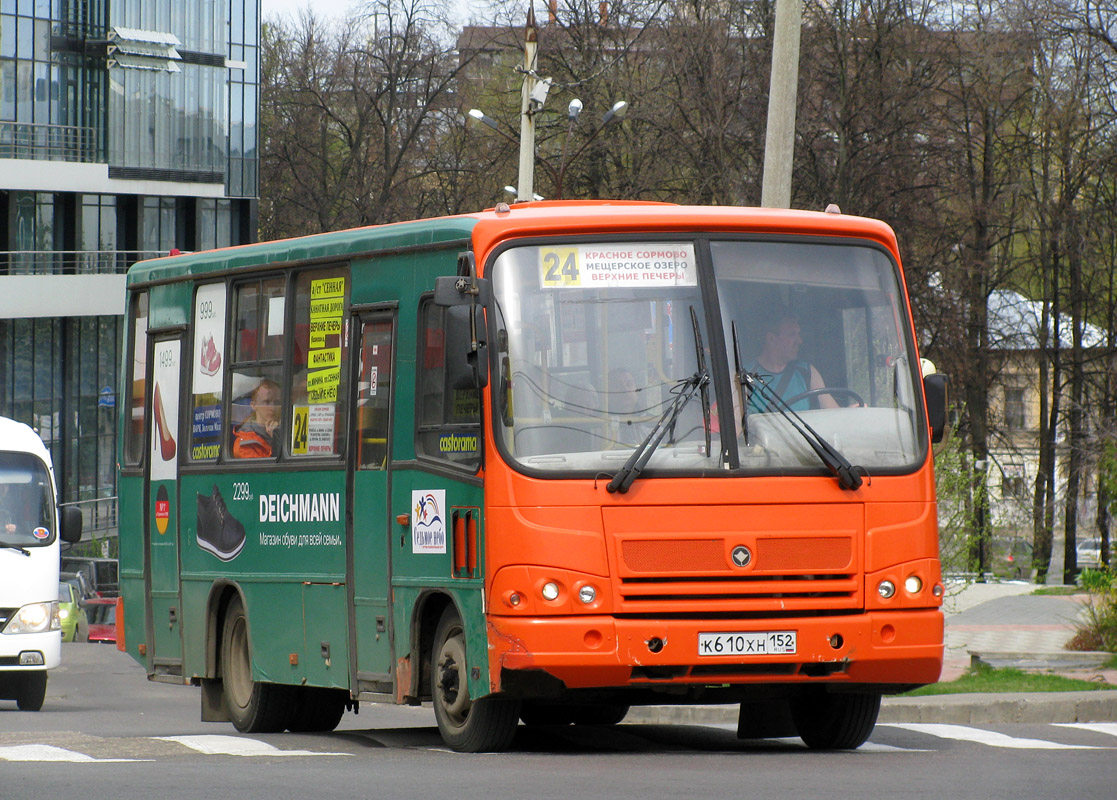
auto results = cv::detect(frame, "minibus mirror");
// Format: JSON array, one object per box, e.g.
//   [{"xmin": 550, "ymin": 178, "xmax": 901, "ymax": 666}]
[
  {"xmin": 446, "ymin": 305, "xmax": 489, "ymax": 389},
  {"xmin": 924, "ymin": 373, "xmax": 948, "ymax": 444},
  {"xmin": 61, "ymin": 505, "xmax": 83, "ymax": 544},
  {"xmin": 433, "ymin": 252, "xmax": 491, "ymax": 307}
]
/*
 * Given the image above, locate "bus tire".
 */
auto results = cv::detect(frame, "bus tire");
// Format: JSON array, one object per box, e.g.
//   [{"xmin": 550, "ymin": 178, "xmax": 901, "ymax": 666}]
[
  {"xmin": 287, "ymin": 686, "xmax": 347, "ymax": 733},
  {"xmin": 431, "ymin": 607, "xmax": 519, "ymax": 752},
  {"xmin": 221, "ymin": 596, "xmax": 293, "ymax": 733},
  {"xmin": 16, "ymin": 671, "xmax": 47, "ymax": 711},
  {"xmin": 791, "ymin": 689, "xmax": 881, "ymax": 750}
]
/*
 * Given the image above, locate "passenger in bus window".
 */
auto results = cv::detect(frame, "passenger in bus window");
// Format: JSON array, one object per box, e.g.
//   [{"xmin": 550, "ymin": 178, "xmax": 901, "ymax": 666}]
[
  {"xmin": 232, "ymin": 379, "xmax": 281, "ymax": 458},
  {"xmin": 747, "ymin": 308, "xmax": 837, "ymax": 413}
]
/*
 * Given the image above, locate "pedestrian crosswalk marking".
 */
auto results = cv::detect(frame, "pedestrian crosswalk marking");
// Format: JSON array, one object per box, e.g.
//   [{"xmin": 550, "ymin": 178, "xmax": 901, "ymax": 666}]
[
  {"xmin": 0, "ymin": 744, "xmax": 147, "ymax": 763},
  {"xmin": 1054, "ymin": 722, "xmax": 1117, "ymax": 738},
  {"xmin": 881, "ymin": 723, "xmax": 1105, "ymax": 750},
  {"xmin": 153, "ymin": 734, "xmax": 352, "ymax": 757}
]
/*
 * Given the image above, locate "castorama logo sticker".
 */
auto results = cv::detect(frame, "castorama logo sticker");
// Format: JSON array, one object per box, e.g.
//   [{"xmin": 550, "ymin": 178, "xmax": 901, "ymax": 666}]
[{"xmin": 411, "ymin": 489, "xmax": 446, "ymax": 554}]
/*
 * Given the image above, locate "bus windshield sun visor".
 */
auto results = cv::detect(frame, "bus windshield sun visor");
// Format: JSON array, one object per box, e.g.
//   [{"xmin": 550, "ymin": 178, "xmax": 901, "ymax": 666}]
[
  {"xmin": 607, "ymin": 307, "xmax": 710, "ymax": 494},
  {"xmin": 742, "ymin": 372, "xmax": 867, "ymax": 491}
]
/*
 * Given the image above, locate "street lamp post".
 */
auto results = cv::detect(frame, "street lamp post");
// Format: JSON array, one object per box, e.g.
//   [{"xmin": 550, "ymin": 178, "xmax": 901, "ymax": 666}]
[{"xmin": 555, "ymin": 100, "xmax": 627, "ymax": 199}]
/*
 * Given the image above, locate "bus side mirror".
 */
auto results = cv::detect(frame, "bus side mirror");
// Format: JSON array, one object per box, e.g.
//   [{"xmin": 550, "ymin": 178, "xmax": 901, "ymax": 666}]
[
  {"xmin": 446, "ymin": 305, "xmax": 489, "ymax": 390},
  {"xmin": 61, "ymin": 505, "xmax": 83, "ymax": 544},
  {"xmin": 924, "ymin": 373, "xmax": 948, "ymax": 444}
]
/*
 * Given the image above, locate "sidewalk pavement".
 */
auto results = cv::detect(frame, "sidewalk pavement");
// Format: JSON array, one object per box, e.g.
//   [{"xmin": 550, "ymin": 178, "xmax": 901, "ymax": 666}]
[{"xmin": 626, "ymin": 581, "xmax": 1117, "ymax": 727}]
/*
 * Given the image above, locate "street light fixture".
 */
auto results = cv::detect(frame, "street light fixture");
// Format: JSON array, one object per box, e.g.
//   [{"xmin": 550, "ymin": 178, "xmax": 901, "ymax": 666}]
[{"xmin": 554, "ymin": 98, "xmax": 628, "ymax": 200}]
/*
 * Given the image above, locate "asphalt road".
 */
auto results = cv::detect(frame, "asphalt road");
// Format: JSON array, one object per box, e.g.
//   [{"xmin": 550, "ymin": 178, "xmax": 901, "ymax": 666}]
[{"xmin": 0, "ymin": 643, "xmax": 1114, "ymax": 800}]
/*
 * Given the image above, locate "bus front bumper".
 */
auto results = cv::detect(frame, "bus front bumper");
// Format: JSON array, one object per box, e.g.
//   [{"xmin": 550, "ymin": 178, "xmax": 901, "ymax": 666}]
[{"xmin": 488, "ymin": 609, "xmax": 943, "ymax": 691}]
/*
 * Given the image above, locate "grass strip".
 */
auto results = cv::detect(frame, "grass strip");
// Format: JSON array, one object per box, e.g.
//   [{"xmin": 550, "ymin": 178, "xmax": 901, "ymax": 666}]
[{"xmin": 902, "ymin": 663, "xmax": 1116, "ymax": 696}]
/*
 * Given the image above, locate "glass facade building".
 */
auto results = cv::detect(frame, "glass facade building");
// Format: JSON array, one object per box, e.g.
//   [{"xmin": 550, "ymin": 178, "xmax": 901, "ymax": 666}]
[{"xmin": 0, "ymin": 0, "xmax": 259, "ymax": 539}]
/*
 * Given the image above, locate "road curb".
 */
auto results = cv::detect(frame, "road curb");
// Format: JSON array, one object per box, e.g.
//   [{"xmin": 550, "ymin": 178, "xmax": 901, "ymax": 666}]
[{"xmin": 624, "ymin": 691, "xmax": 1117, "ymax": 727}]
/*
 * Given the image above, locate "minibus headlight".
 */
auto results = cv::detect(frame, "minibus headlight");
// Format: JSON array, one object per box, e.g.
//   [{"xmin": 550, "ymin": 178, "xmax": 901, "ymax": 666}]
[
  {"xmin": 541, "ymin": 582, "xmax": 560, "ymax": 601},
  {"xmin": 877, "ymin": 580, "xmax": 896, "ymax": 599},
  {"xmin": 904, "ymin": 575, "xmax": 923, "ymax": 595},
  {"xmin": 578, "ymin": 585, "xmax": 597, "ymax": 604},
  {"xmin": 3, "ymin": 602, "xmax": 58, "ymax": 634}
]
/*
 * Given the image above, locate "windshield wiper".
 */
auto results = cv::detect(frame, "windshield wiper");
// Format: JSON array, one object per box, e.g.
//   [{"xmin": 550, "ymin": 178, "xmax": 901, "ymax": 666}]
[
  {"xmin": 731, "ymin": 321, "xmax": 749, "ymax": 447},
  {"xmin": 743, "ymin": 373, "xmax": 866, "ymax": 491},
  {"xmin": 607, "ymin": 307, "xmax": 710, "ymax": 494},
  {"xmin": 1, "ymin": 542, "xmax": 31, "ymax": 556}
]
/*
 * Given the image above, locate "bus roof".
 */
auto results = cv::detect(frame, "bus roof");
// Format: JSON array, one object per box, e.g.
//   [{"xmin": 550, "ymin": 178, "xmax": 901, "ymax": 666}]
[{"xmin": 126, "ymin": 202, "xmax": 899, "ymax": 287}]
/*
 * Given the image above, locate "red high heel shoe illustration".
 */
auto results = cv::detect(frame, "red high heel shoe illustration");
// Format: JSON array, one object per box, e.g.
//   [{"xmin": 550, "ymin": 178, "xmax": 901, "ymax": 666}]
[{"xmin": 153, "ymin": 382, "xmax": 177, "ymax": 461}]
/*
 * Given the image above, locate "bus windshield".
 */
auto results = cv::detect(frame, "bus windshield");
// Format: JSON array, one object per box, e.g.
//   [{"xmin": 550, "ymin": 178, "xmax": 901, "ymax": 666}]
[
  {"xmin": 0, "ymin": 452, "xmax": 56, "ymax": 547},
  {"xmin": 491, "ymin": 237, "xmax": 925, "ymax": 477},
  {"xmin": 713, "ymin": 239, "xmax": 925, "ymax": 474},
  {"xmin": 491, "ymin": 241, "xmax": 721, "ymax": 474}
]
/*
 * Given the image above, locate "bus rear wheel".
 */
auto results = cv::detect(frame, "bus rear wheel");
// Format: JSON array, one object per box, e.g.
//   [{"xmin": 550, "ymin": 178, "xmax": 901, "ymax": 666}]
[
  {"xmin": 15, "ymin": 671, "xmax": 47, "ymax": 711},
  {"xmin": 221, "ymin": 596, "xmax": 293, "ymax": 733},
  {"xmin": 791, "ymin": 689, "xmax": 881, "ymax": 750},
  {"xmin": 431, "ymin": 607, "xmax": 519, "ymax": 752}
]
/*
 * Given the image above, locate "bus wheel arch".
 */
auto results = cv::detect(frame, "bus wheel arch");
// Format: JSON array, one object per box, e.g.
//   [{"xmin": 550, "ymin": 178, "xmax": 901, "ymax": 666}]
[
  {"xmin": 218, "ymin": 592, "xmax": 294, "ymax": 733},
  {"xmin": 409, "ymin": 590, "xmax": 454, "ymax": 703},
  {"xmin": 430, "ymin": 604, "xmax": 520, "ymax": 752},
  {"xmin": 205, "ymin": 580, "xmax": 244, "ymax": 680}
]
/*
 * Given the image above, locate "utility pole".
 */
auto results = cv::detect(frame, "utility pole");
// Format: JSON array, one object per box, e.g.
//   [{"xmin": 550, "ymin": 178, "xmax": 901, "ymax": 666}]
[
  {"xmin": 517, "ymin": 7, "xmax": 539, "ymax": 203},
  {"xmin": 761, "ymin": 0, "xmax": 802, "ymax": 209}
]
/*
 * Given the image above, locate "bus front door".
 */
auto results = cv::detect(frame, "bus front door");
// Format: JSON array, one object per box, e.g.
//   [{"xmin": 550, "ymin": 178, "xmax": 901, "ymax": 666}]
[
  {"xmin": 348, "ymin": 313, "xmax": 396, "ymax": 695},
  {"xmin": 143, "ymin": 334, "xmax": 184, "ymax": 678}
]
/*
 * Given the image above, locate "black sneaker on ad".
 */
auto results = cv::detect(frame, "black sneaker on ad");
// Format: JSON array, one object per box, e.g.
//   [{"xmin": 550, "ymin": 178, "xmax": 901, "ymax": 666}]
[{"xmin": 196, "ymin": 485, "xmax": 246, "ymax": 561}]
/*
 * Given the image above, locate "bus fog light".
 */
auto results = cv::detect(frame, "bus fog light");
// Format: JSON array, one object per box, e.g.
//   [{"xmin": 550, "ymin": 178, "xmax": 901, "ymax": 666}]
[
  {"xmin": 578, "ymin": 585, "xmax": 596, "ymax": 604},
  {"xmin": 877, "ymin": 580, "xmax": 896, "ymax": 599},
  {"xmin": 904, "ymin": 575, "xmax": 923, "ymax": 594},
  {"xmin": 541, "ymin": 582, "xmax": 560, "ymax": 601},
  {"xmin": 505, "ymin": 592, "xmax": 522, "ymax": 607}
]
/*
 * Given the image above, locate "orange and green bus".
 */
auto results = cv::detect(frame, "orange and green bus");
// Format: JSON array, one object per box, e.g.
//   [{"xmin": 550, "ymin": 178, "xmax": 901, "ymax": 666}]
[{"xmin": 118, "ymin": 201, "xmax": 948, "ymax": 751}]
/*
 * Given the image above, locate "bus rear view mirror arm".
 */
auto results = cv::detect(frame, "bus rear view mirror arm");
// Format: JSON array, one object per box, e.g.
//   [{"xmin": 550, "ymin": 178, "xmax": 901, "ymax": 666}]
[{"xmin": 446, "ymin": 305, "xmax": 489, "ymax": 390}]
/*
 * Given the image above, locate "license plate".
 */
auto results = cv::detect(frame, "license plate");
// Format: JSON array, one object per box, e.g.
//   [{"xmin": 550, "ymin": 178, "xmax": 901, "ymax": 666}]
[{"xmin": 698, "ymin": 631, "xmax": 797, "ymax": 656}]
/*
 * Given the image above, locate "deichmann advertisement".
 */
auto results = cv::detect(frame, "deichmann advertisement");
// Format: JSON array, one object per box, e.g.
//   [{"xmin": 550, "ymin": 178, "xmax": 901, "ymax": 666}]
[
  {"xmin": 192, "ymin": 283, "xmax": 227, "ymax": 460},
  {"xmin": 293, "ymin": 276, "xmax": 346, "ymax": 456},
  {"xmin": 539, "ymin": 243, "xmax": 697, "ymax": 289}
]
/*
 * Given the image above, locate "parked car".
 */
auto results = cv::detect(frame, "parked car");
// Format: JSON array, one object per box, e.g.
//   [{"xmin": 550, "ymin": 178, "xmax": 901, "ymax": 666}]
[
  {"xmin": 84, "ymin": 598, "xmax": 117, "ymax": 645},
  {"xmin": 57, "ymin": 581, "xmax": 88, "ymax": 643},
  {"xmin": 1076, "ymin": 538, "xmax": 1105, "ymax": 570},
  {"xmin": 59, "ymin": 571, "xmax": 95, "ymax": 604},
  {"xmin": 59, "ymin": 556, "xmax": 118, "ymax": 597}
]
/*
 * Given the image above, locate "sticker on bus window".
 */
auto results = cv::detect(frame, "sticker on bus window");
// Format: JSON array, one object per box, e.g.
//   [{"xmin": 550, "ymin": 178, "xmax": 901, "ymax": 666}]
[
  {"xmin": 539, "ymin": 243, "xmax": 697, "ymax": 289},
  {"xmin": 307, "ymin": 367, "xmax": 340, "ymax": 403},
  {"xmin": 412, "ymin": 490, "xmax": 446, "ymax": 554},
  {"xmin": 291, "ymin": 404, "xmax": 336, "ymax": 455}
]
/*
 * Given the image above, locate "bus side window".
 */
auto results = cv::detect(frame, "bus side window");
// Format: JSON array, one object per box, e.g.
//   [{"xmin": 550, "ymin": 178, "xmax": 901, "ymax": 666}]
[
  {"xmin": 228, "ymin": 277, "xmax": 286, "ymax": 460},
  {"xmin": 415, "ymin": 299, "xmax": 481, "ymax": 470},
  {"xmin": 123, "ymin": 291, "xmax": 148, "ymax": 466},
  {"xmin": 289, "ymin": 267, "xmax": 348, "ymax": 458}
]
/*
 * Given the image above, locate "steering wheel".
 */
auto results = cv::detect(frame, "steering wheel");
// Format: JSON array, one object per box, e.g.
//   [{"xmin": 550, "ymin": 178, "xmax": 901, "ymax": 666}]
[{"xmin": 783, "ymin": 387, "xmax": 865, "ymax": 408}]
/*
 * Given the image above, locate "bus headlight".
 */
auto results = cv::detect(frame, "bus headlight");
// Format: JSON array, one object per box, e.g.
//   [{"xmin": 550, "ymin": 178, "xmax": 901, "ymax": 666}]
[
  {"xmin": 578, "ymin": 585, "xmax": 597, "ymax": 604},
  {"xmin": 904, "ymin": 575, "xmax": 923, "ymax": 595},
  {"xmin": 877, "ymin": 580, "xmax": 896, "ymax": 599},
  {"xmin": 541, "ymin": 582, "xmax": 560, "ymax": 601},
  {"xmin": 3, "ymin": 602, "xmax": 59, "ymax": 634}
]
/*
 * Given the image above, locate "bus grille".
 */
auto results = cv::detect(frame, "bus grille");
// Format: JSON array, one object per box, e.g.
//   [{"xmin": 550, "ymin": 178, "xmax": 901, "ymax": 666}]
[{"xmin": 616, "ymin": 536, "xmax": 861, "ymax": 614}]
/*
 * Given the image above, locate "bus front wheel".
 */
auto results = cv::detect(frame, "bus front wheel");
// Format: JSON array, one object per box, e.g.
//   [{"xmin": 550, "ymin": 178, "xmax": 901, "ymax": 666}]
[
  {"xmin": 791, "ymin": 689, "xmax": 881, "ymax": 750},
  {"xmin": 221, "ymin": 596, "xmax": 293, "ymax": 733},
  {"xmin": 431, "ymin": 607, "xmax": 519, "ymax": 752}
]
